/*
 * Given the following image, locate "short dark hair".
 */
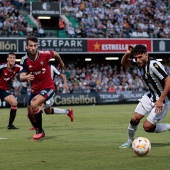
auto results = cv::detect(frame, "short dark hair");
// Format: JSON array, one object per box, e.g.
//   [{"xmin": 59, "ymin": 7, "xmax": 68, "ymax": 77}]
[
  {"xmin": 7, "ymin": 52, "xmax": 16, "ymax": 58},
  {"xmin": 132, "ymin": 45, "xmax": 147, "ymax": 56},
  {"xmin": 26, "ymin": 36, "xmax": 38, "ymax": 45}
]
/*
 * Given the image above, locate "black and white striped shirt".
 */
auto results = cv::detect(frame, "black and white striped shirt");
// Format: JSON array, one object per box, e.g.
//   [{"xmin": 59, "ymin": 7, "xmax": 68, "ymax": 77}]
[
  {"xmin": 50, "ymin": 65, "xmax": 61, "ymax": 80},
  {"xmin": 131, "ymin": 58, "xmax": 170, "ymax": 102}
]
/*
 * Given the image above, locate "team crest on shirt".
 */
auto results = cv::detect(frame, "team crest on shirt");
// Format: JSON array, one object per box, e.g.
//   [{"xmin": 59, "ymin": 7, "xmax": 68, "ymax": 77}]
[
  {"xmin": 154, "ymin": 63, "xmax": 159, "ymax": 68},
  {"xmin": 40, "ymin": 61, "xmax": 44, "ymax": 65}
]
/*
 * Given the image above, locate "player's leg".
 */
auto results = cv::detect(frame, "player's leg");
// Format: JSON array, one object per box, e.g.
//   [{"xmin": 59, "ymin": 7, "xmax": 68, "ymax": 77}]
[
  {"xmin": 28, "ymin": 103, "xmax": 45, "ymax": 130},
  {"xmin": 30, "ymin": 89, "xmax": 55, "ymax": 140},
  {"xmin": 4, "ymin": 94, "xmax": 19, "ymax": 129},
  {"xmin": 119, "ymin": 95, "xmax": 150, "ymax": 149},
  {"xmin": 144, "ymin": 101, "xmax": 170, "ymax": 133},
  {"xmin": 44, "ymin": 97, "xmax": 74, "ymax": 122},
  {"xmin": 119, "ymin": 112, "xmax": 144, "ymax": 149},
  {"xmin": 30, "ymin": 94, "xmax": 45, "ymax": 139},
  {"xmin": 27, "ymin": 105, "xmax": 36, "ymax": 130},
  {"xmin": 44, "ymin": 107, "xmax": 74, "ymax": 122}
]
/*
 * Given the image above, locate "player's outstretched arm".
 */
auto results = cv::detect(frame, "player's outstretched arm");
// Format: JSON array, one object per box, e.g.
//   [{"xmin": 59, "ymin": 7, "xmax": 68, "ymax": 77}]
[
  {"xmin": 53, "ymin": 51, "xmax": 64, "ymax": 70},
  {"xmin": 60, "ymin": 74, "xmax": 69, "ymax": 90},
  {"xmin": 20, "ymin": 72, "xmax": 35, "ymax": 82},
  {"xmin": 155, "ymin": 76, "xmax": 170, "ymax": 113},
  {"xmin": 121, "ymin": 45, "xmax": 133, "ymax": 67}
]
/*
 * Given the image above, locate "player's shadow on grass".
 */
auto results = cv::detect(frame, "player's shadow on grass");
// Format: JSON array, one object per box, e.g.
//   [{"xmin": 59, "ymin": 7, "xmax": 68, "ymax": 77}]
[{"xmin": 151, "ymin": 143, "xmax": 170, "ymax": 147}]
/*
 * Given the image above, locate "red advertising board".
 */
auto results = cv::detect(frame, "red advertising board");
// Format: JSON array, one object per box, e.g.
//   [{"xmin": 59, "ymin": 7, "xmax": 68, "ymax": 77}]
[{"xmin": 87, "ymin": 39, "xmax": 152, "ymax": 53}]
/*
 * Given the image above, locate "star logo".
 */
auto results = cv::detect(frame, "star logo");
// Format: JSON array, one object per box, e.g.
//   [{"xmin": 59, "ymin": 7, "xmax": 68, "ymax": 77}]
[{"xmin": 93, "ymin": 42, "xmax": 100, "ymax": 50}]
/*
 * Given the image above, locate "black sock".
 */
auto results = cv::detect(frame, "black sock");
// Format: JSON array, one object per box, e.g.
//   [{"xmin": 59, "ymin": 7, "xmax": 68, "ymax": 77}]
[
  {"xmin": 34, "ymin": 110, "xmax": 43, "ymax": 132},
  {"xmin": 32, "ymin": 122, "xmax": 38, "ymax": 128},
  {"xmin": 8, "ymin": 109, "xmax": 17, "ymax": 126}
]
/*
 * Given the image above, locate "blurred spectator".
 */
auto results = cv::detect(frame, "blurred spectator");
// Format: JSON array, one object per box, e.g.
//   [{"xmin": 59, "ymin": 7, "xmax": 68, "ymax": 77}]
[
  {"xmin": 26, "ymin": 24, "xmax": 33, "ymax": 36},
  {"xmin": 75, "ymin": 24, "xmax": 82, "ymax": 37},
  {"xmin": 13, "ymin": 76, "xmax": 22, "ymax": 91},
  {"xmin": 61, "ymin": 0, "xmax": 170, "ymax": 38},
  {"xmin": 58, "ymin": 17, "xmax": 65, "ymax": 29},
  {"xmin": 38, "ymin": 25, "xmax": 45, "ymax": 37},
  {"xmin": 66, "ymin": 23, "xmax": 76, "ymax": 37}
]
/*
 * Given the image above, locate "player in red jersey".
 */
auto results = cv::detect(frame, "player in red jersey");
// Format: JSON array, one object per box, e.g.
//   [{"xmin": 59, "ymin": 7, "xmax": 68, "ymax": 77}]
[
  {"xmin": 20, "ymin": 36, "xmax": 65, "ymax": 140},
  {"xmin": 0, "ymin": 53, "xmax": 22, "ymax": 129},
  {"xmin": 28, "ymin": 64, "xmax": 74, "ymax": 130}
]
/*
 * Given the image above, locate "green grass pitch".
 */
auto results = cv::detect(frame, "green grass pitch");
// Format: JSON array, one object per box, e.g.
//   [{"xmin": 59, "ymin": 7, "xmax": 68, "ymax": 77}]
[{"xmin": 0, "ymin": 104, "xmax": 170, "ymax": 170}]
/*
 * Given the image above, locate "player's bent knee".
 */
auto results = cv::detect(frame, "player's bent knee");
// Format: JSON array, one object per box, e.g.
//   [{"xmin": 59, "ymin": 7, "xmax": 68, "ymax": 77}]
[
  {"xmin": 30, "ymin": 101, "xmax": 39, "ymax": 109},
  {"xmin": 44, "ymin": 108, "xmax": 52, "ymax": 114},
  {"xmin": 130, "ymin": 119, "xmax": 139, "ymax": 126},
  {"xmin": 143, "ymin": 125, "xmax": 156, "ymax": 132},
  {"xmin": 11, "ymin": 101, "xmax": 18, "ymax": 107}
]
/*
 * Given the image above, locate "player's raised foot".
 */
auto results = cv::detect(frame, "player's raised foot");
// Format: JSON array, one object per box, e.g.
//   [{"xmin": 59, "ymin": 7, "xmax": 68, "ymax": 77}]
[
  {"xmin": 29, "ymin": 127, "xmax": 36, "ymax": 130},
  {"xmin": 7, "ymin": 125, "xmax": 19, "ymax": 130},
  {"xmin": 119, "ymin": 141, "xmax": 132, "ymax": 149},
  {"xmin": 67, "ymin": 108, "xmax": 74, "ymax": 122},
  {"xmin": 31, "ymin": 129, "xmax": 45, "ymax": 140}
]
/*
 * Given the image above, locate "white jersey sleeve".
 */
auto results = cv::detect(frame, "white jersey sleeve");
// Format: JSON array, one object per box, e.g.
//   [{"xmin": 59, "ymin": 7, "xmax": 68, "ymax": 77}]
[{"xmin": 50, "ymin": 65, "xmax": 61, "ymax": 79}]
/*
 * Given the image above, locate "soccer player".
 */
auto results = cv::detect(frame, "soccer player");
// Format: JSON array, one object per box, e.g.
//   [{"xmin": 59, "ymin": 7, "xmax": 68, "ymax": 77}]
[
  {"xmin": 119, "ymin": 44, "xmax": 170, "ymax": 149},
  {"xmin": 0, "ymin": 53, "xmax": 22, "ymax": 129},
  {"xmin": 20, "ymin": 36, "xmax": 68, "ymax": 140},
  {"xmin": 28, "ymin": 64, "xmax": 74, "ymax": 131}
]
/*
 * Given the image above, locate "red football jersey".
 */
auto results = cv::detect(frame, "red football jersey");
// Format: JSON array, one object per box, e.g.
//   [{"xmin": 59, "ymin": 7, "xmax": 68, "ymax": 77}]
[
  {"xmin": 20, "ymin": 51, "xmax": 55, "ymax": 94},
  {"xmin": 0, "ymin": 63, "xmax": 21, "ymax": 90}
]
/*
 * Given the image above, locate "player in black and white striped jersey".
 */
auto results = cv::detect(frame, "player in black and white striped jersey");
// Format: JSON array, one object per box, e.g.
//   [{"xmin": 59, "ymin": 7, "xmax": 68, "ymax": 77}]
[
  {"xmin": 119, "ymin": 44, "xmax": 170, "ymax": 148},
  {"xmin": 43, "ymin": 64, "xmax": 73, "ymax": 120},
  {"xmin": 28, "ymin": 64, "xmax": 73, "ymax": 131}
]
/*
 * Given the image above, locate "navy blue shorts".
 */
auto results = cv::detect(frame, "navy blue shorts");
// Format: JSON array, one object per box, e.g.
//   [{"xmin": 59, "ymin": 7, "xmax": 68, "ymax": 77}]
[
  {"xmin": 0, "ymin": 89, "xmax": 11, "ymax": 101},
  {"xmin": 28, "ymin": 88, "xmax": 55, "ymax": 106}
]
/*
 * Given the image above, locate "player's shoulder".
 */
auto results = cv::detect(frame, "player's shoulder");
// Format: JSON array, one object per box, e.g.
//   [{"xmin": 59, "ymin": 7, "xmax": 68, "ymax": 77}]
[
  {"xmin": 149, "ymin": 58, "xmax": 164, "ymax": 69},
  {"xmin": 50, "ymin": 64, "xmax": 56, "ymax": 69},
  {"xmin": 14, "ymin": 64, "xmax": 23, "ymax": 71},
  {"xmin": 39, "ymin": 50, "xmax": 53, "ymax": 55},
  {"xmin": 149, "ymin": 57, "xmax": 159, "ymax": 64},
  {"xmin": 20, "ymin": 54, "xmax": 29, "ymax": 64},
  {"xmin": 0, "ymin": 63, "xmax": 7, "ymax": 69}
]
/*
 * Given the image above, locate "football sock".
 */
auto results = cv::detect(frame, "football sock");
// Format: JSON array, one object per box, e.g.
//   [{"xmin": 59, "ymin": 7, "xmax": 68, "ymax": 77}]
[
  {"xmin": 31, "ymin": 122, "xmax": 38, "ymax": 129},
  {"xmin": 34, "ymin": 110, "xmax": 43, "ymax": 132},
  {"xmin": 27, "ymin": 112, "xmax": 37, "ymax": 128},
  {"xmin": 128, "ymin": 119, "xmax": 139, "ymax": 142},
  {"xmin": 154, "ymin": 123, "xmax": 170, "ymax": 133},
  {"xmin": 8, "ymin": 106, "xmax": 17, "ymax": 126},
  {"xmin": 53, "ymin": 108, "xmax": 68, "ymax": 114}
]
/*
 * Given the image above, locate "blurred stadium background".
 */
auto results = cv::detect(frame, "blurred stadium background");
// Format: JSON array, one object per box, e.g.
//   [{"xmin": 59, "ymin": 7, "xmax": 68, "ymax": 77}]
[{"xmin": 0, "ymin": 0, "xmax": 170, "ymax": 107}]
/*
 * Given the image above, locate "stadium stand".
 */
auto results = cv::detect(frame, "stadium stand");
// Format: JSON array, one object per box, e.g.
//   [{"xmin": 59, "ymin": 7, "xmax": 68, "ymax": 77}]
[
  {"xmin": 0, "ymin": 0, "xmax": 170, "ymax": 96},
  {"xmin": 0, "ymin": 0, "xmax": 169, "ymax": 38}
]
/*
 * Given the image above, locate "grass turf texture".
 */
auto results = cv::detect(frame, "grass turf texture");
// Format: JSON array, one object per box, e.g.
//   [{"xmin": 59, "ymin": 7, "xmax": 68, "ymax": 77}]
[{"xmin": 0, "ymin": 104, "xmax": 170, "ymax": 170}]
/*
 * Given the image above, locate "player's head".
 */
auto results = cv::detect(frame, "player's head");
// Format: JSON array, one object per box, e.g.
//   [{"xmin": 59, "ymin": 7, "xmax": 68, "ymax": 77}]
[
  {"xmin": 132, "ymin": 44, "xmax": 148, "ymax": 67},
  {"xmin": 7, "ymin": 52, "xmax": 16, "ymax": 66},
  {"xmin": 25, "ymin": 36, "xmax": 38, "ymax": 57}
]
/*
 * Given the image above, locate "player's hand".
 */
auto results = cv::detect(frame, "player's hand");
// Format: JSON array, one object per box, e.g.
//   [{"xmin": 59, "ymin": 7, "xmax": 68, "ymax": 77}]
[
  {"xmin": 126, "ymin": 45, "xmax": 133, "ymax": 54},
  {"xmin": 63, "ymin": 83, "xmax": 69, "ymax": 90},
  {"xmin": 154, "ymin": 100, "xmax": 163, "ymax": 114},
  {"xmin": 26, "ymin": 73, "xmax": 35, "ymax": 81}
]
